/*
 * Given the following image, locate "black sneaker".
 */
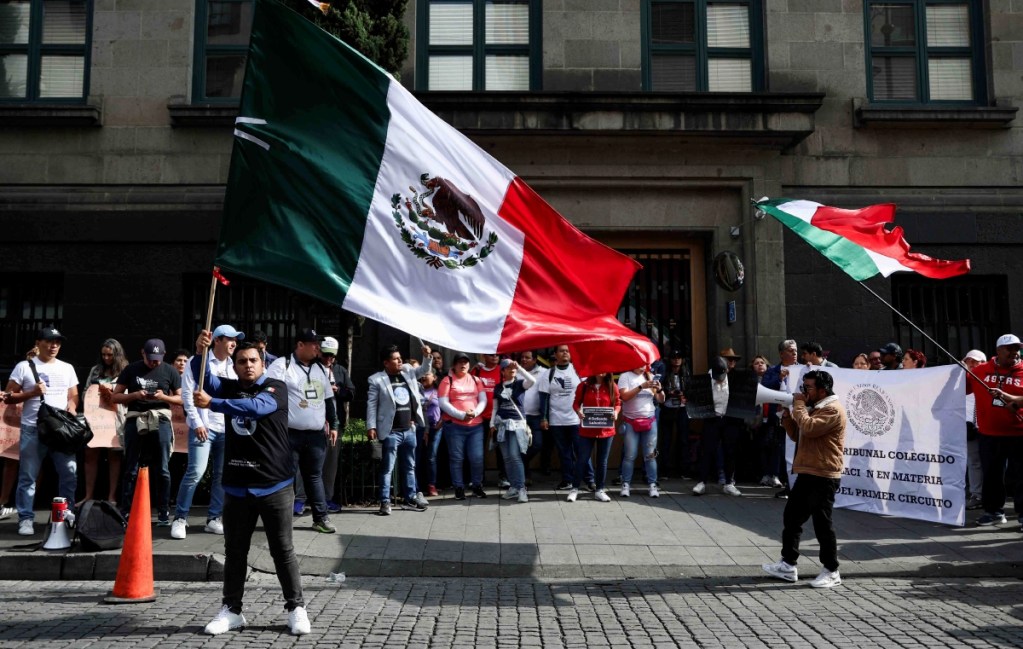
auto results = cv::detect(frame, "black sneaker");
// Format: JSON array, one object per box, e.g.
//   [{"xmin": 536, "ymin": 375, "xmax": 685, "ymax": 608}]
[
  {"xmin": 584, "ymin": 482, "xmax": 596, "ymax": 493},
  {"xmin": 775, "ymin": 488, "xmax": 789, "ymax": 499},
  {"xmin": 378, "ymin": 501, "xmax": 392, "ymax": 516},
  {"xmin": 471, "ymin": 485, "xmax": 488, "ymax": 498},
  {"xmin": 454, "ymin": 487, "xmax": 466, "ymax": 501},
  {"xmin": 555, "ymin": 481, "xmax": 572, "ymax": 490}
]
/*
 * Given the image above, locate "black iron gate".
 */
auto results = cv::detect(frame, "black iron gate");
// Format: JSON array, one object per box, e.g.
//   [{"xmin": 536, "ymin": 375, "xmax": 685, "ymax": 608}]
[{"xmin": 617, "ymin": 250, "xmax": 693, "ymax": 361}]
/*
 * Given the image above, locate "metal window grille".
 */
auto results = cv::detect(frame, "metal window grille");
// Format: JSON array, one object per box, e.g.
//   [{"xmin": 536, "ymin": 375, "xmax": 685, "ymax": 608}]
[
  {"xmin": 890, "ymin": 274, "xmax": 1009, "ymax": 364},
  {"xmin": 183, "ymin": 274, "xmax": 303, "ymax": 354},
  {"xmin": 0, "ymin": 273, "xmax": 63, "ymax": 371},
  {"xmin": 618, "ymin": 250, "xmax": 693, "ymax": 364}
]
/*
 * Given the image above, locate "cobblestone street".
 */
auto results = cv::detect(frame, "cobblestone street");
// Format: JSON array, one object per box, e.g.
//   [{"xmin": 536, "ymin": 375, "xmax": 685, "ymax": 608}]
[{"xmin": 2, "ymin": 574, "xmax": 1022, "ymax": 648}]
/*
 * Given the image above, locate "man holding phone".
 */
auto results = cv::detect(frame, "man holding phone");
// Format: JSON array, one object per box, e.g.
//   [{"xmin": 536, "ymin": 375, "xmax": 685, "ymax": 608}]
[
  {"xmin": 112, "ymin": 338, "xmax": 182, "ymax": 524},
  {"xmin": 968, "ymin": 333, "xmax": 1023, "ymax": 529}
]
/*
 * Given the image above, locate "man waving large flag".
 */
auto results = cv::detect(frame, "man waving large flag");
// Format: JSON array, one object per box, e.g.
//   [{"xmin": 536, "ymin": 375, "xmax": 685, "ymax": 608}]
[{"xmin": 215, "ymin": 0, "xmax": 656, "ymax": 375}]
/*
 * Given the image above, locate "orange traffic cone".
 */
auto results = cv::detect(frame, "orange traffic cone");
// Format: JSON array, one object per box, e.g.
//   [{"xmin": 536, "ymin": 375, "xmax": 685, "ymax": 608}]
[{"xmin": 104, "ymin": 466, "xmax": 158, "ymax": 603}]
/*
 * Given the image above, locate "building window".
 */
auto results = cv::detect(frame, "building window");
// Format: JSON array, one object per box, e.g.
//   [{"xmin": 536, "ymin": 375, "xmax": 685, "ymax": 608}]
[
  {"xmin": 192, "ymin": 0, "xmax": 252, "ymax": 102},
  {"xmin": 891, "ymin": 274, "xmax": 1008, "ymax": 363},
  {"xmin": 416, "ymin": 0, "xmax": 541, "ymax": 91},
  {"xmin": 0, "ymin": 274, "xmax": 63, "ymax": 371},
  {"xmin": 865, "ymin": 1, "xmax": 985, "ymax": 104},
  {"xmin": 643, "ymin": 0, "xmax": 763, "ymax": 92},
  {"xmin": 0, "ymin": 0, "xmax": 91, "ymax": 103}
]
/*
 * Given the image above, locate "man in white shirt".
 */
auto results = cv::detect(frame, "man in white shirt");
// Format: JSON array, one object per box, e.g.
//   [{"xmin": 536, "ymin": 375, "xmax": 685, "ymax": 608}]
[
  {"xmin": 538, "ymin": 345, "xmax": 593, "ymax": 491},
  {"xmin": 171, "ymin": 324, "xmax": 243, "ymax": 540},
  {"xmin": 4, "ymin": 327, "xmax": 80, "ymax": 536},
  {"xmin": 267, "ymin": 328, "xmax": 339, "ymax": 534}
]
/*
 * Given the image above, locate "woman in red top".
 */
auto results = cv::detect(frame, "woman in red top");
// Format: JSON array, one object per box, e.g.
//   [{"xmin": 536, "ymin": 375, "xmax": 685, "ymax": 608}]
[{"xmin": 567, "ymin": 372, "xmax": 620, "ymax": 503}]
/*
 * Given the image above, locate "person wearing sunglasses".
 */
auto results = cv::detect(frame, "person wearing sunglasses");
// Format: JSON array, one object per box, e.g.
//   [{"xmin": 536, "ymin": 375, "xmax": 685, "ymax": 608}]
[{"xmin": 762, "ymin": 370, "xmax": 847, "ymax": 589}]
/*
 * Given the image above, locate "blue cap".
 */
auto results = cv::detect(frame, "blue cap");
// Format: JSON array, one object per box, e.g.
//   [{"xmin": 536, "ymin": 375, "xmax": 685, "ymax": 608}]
[{"xmin": 212, "ymin": 324, "xmax": 245, "ymax": 341}]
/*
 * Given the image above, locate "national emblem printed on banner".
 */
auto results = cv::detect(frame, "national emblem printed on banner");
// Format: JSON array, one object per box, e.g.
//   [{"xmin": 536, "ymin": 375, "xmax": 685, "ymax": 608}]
[
  {"xmin": 390, "ymin": 174, "xmax": 498, "ymax": 270},
  {"xmin": 846, "ymin": 383, "xmax": 896, "ymax": 438}
]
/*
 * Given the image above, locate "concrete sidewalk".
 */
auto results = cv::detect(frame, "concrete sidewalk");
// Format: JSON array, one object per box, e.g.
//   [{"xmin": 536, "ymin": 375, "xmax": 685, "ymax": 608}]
[{"xmin": 1, "ymin": 479, "xmax": 1019, "ymax": 581}]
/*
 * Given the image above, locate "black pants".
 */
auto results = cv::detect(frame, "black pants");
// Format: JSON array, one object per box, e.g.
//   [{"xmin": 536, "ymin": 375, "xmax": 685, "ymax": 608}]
[
  {"xmin": 781, "ymin": 474, "xmax": 840, "ymax": 572},
  {"xmin": 658, "ymin": 406, "xmax": 690, "ymax": 477},
  {"xmin": 700, "ymin": 416, "xmax": 741, "ymax": 483},
  {"xmin": 978, "ymin": 433, "xmax": 1023, "ymax": 517},
  {"xmin": 223, "ymin": 484, "xmax": 304, "ymax": 613}
]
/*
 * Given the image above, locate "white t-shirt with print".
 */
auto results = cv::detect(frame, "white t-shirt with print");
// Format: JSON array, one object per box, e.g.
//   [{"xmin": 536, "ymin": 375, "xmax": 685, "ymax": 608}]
[
  {"xmin": 9, "ymin": 357, "xmax": 79, "ymax": 427},
  {"xmin": 537, "ymin": 364, "xmax": 581, "ymax": 426},
  {"xmin": 618, "ymin": 371, "xmax": 657, "ymax": 419},
  {"xmin": 521, "ymin": 365, "xmax": 545, "ymax": 415},
  {"xmin": 267, "ymin": 355, "xmax": 334, "ymax": 431}
]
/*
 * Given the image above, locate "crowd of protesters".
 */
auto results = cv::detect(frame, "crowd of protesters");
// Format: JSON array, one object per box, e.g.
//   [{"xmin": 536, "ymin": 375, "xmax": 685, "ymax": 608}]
[{"xmin": 1, "ymin": 327, "xmax": 1020, "ymax": 539}]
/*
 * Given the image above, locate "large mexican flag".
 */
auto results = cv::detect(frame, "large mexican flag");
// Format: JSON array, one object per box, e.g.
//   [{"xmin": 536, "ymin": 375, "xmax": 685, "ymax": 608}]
[
  {"xmin": 757, "ymin": 199, "xmax": 971, "ymax": 281},
  {"xmin": 216, "ymin": 0, "xmax": 657, "ymax": 373}
]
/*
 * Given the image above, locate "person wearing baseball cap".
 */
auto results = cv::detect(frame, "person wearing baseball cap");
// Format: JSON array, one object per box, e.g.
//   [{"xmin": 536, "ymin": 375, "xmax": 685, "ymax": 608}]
[
  {"xmin": 266, "ymin": 328, "xmax": 338, "ymax": 533},
  {"xmin": 962, "ymin": 349, "xmax": 988, "ymax": 511},
  {"xmin": 171, "ymin": 324, "xmax": 244, "ymax": 540},
  {"xmin": 112, "ymin": 337, "xmax": 184, "ymax": 525},
  {"xmin": 877, "ymin": 343, "xmax": 903, "ymax": 370},
  {"xmin": 318, "ymin": 336, "xmax": 356, "ymax": 514},
  {"xmin": 4, "ymin": 326, "xmax": 79, "ymax": 536},
  {"xmin": 967, "ymin": 333, "xmax": 1023, "ymax": 529}
]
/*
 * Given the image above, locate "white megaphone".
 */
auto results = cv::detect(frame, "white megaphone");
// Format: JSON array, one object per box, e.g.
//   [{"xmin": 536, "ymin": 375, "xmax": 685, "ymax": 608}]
[
  {"xmin": 755, "ymin": 384, "xmax": 794, "ymax": 408},
  {"xmin": 42, "ymin": 497, "xmax": 72, "ymax": 551}
]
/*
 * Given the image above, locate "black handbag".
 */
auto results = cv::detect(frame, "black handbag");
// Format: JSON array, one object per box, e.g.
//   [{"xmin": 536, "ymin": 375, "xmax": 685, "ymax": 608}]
[{"xmin": 27, "ymin": 361, "xmax": 94, "ymax": 454}]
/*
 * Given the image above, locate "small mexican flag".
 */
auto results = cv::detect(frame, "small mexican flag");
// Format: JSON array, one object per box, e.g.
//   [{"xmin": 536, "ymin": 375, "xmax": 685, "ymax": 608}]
[
  {"xmin": 757, "ymin": 198, "xmax": 971, "ymax": 281},
  {"xmin": 215, "ymin": 0, "xmax": 657, "ymax": 373}
]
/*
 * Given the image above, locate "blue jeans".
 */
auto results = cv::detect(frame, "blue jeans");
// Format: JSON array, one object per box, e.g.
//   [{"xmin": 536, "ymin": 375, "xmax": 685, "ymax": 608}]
[
  {"xmin": 122, "ymin": 416, "xmax": 173, "ymax": 518},
  {"xmin": 223, "ymin": 484, "xmax": 304, "ymax": 613},
  {"xmin": 523, "ymin": 415, "xmax": 543, "ymax": 474},
  {"xmin": 289, "ymin": 428, "xmax": 328, "ymax": 522},
  {"xmin": 551, "ymin": 424, "xmax": 592, "ymax": 485},
  {"xmin": 381, "ymin": 427, "xmax": 417, "ymax": 501},
  {"xmin": 444, "ymin": 422, "xmax": 483, "ymax": 488},
  {"xmin": 574, "ymin": 435, "xmax": 613, "ymax": 490},
  {"xmin": 621, "ymin": 419, "xmax": 659, "ymax": 486},
  {"xmin": 421, "ymin": 425, "xmax": 443, "ymax": 487},
  {"xmin": 500, "ymin": 431, "xmax": 526, "ymax": 490},
  {"xmin": 175, "ymin": 427, "xmax": 225, "ymax": 520},
  {"xmin": 17, "ymin": 424, "xmax": 77, "ymax": 522}
]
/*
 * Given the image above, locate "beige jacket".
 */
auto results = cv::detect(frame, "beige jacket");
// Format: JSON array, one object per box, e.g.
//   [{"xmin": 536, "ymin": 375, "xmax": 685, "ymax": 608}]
[{"xmin": 782, "ymin": 395, "xmax": 846, "ymax": 479}]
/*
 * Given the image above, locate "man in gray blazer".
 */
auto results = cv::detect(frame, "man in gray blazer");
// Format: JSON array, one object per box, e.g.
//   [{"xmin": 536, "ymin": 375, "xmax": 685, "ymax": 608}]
[{"xmin": 367, "ymin": 343, "xmax": 433, "ymax": 515}]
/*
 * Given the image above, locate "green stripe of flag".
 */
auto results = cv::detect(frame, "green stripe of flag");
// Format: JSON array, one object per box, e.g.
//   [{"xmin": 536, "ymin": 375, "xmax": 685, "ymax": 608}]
[
  {"xmin": 758, "ymin": 199, "xmax": 881, "ymax": 282},
  {"xmin": 216, "ymin": 0, "xmax": 392, "ymax": 304}
]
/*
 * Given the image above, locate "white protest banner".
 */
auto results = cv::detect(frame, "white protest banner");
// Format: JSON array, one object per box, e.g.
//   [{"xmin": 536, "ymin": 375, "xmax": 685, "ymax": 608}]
[{"xmin": 786, "ymin": 365, "xmax": 966, "ymax": 526}]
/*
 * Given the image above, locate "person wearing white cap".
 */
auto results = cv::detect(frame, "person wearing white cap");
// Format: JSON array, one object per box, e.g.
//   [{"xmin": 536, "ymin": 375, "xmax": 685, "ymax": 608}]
[
  {"xmin": 171, "ymin": 324, "xmax": 244, "ymax": 540},
  {"xmin": 962, "ymin": 349, "xmax": 987, "ymax": 510},
  {"xmin": 319, "ymin": 336, "xmax": 355, "ymax": 513},
  {"xmin": 967, "ymin": 334, "xmax": 1023, "ymax": 529}
]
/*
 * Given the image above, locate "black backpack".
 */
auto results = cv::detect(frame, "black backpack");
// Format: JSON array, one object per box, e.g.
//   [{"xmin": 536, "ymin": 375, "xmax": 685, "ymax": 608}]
[{"xmin": 74, "ymin": 500, "xmax": 127, "ymax": 552}]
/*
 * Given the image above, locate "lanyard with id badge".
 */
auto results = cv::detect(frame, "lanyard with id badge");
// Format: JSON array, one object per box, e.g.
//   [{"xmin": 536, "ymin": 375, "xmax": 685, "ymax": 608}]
[{"xmin": 294, "ymin": 355, "xmax": 319, "ymax": 408}]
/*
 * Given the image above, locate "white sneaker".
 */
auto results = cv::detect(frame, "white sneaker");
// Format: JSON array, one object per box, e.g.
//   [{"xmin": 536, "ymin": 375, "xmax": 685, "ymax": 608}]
[
  {"xmin": 810, "ymin": 569, "xmax": 842, "ymax": 588},
  {"xmin": 288, "ymin": 606, "xmax": 311, "ymax": 635},
  {"xmin": 692, "ymin": 482, "xmax": 706, "ymax": 496},
  {"xmin": 723, "ymin": 483, "xmax": 742, "ymax": 496},
  {"xmin": 517, "ymin": 488, "xmax": 529, "ymax": 503},
  {"xmin": 204, "ymin": 605, "xmax": 246, "ymax": 635},
  {"xmin": 762, "ymin": 560, "xmax": 798, "ymax": 583},
  {"xmin": 769, "ymin": 476, "xmax": 784, "ymax": 488},
  {"xmin": 620, "ymin": 483, "xmax": 631, "ymax": 498},
  {"xmin": 648, "ymin": 484, "xmax": 660, "ymax": 498},
  {"xmin": 204, "ymin": 517, "xmax": 225, "ymax": 534},
  {"xmin": 594, "ymin": 489, "xmax": 611, "ymax": 502},
  {"xmin": 18, "ymin": 519, "xmax": 34, "ymax": 536},
  {"xmin": 566, "ymin": 489, "xmax": 578, "ymax": 503},
  {"xmin": 0, "ymin": 505, "xmax": 14, "ymax": 520},
  {"xmin": 759, "ymin": 475, "xmax": 772, "ymax": 487},
  {"xmin": 170, "ymin": 518, "xmax": 188, "ymax": 540},
  {"xmin": 501, "ymin": 487, "xmax": 520, "ymax": 500},
  {"xmin": 497, "ymin": 478, "xmax": 511, "ymax": 488}
]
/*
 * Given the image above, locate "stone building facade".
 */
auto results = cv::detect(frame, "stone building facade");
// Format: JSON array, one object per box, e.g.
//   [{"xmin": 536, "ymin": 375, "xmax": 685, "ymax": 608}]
[{"xmin": 0, "ymin": 0, "xmax": 1020, "ymax": 394}]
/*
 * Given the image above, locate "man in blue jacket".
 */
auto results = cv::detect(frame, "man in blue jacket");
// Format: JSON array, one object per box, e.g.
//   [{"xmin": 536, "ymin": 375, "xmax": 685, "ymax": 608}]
[{"xmin": 191, "ymin": 335, "xmax": 311, "ymax": 637}]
